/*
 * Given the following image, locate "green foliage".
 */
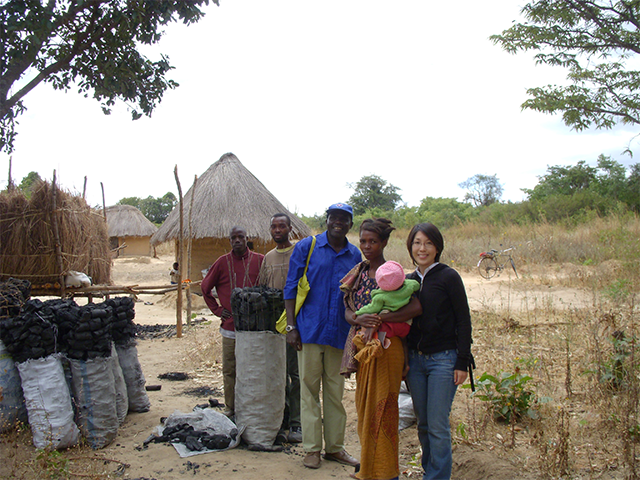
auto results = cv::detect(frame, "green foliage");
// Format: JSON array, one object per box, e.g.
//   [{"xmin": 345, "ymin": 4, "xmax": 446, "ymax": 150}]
[
  {"xmin": 416, "ymin": 196, "xmax": 475, "ymax": 228},
  {"xmin": 347, "ymin": 174, "xmax": 403, "ymax": 215},
  {"xmin": 491, "ymin": 1, "xmax": 640, "ymax": 131},
  {"xmin": 458, "ymin": 174, "xmax": 503, "ymax": 207},
  {"xmin": 471, "ymin": 370, "xmax": 541, "ymax": 422},
  {"xmin": 17, "ymin": 171, "xmax": 43, "ymax": 198},
  {"xmin": 36, "ymin": 449, "xmax": 69, "ymax": 479},
  {"xmin": 598, "ymin": 331, "xmax": 637, "ymax": 390},
  {"xmin": 117, "ymin": 192, "xmax": 176, "ymax": 224},
  {"xmin": 0, "ymin": 0, "xmax": 213, "ymax": 154}
]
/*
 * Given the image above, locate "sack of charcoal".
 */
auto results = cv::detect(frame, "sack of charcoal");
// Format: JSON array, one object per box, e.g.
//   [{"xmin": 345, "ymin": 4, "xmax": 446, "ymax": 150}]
[
  {"xmin": 231, "ymin": 286, "xmax": 284, "ymax": 332},
  {"xmin": 16, "ymin": 354, "xmax": 80, "ymax": 450},
  {"xmin": 0, "ymin": 299, "xmax": 58, "ymax": 363},
  {"xmin": 0, "ymin": 339, "xmax": 28, "ymax": 433},
  {"xmin": 69, "ymin": 353, "xmax": 118, "ymax": 449},
  {"xmin": 105, "ymin": 296, "xmax": 137, "ymax": 345},
  {"xmin": 66, "ymin": 302, "xmax": 114, "ymax": 360}
]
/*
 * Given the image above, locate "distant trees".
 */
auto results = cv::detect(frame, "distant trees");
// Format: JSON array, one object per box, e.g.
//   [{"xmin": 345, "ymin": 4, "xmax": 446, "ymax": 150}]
[
  {"xmin": 17, "ymin": 171, "xmax": 43, "ymax": 198},
  {"xmin": 522, "ymin": 155, "xmax": 640, "ymax": 217},
  {"xmin": 347, "ymin": 175, "xmax": 403, "ymax": 215},
  {"xmin": 118, "ymin": 192, "xmax": 176, "ymax": 224},
  {"xmin": 459, "ymin": 174, "xmax": 503, "ymax": 207}
]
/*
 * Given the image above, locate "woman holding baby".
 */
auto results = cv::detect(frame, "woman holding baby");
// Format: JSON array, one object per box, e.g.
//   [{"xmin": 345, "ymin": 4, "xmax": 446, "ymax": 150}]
[{"xmin": 340, "ymin": 218, "xmax": 421, "ymax": 480}]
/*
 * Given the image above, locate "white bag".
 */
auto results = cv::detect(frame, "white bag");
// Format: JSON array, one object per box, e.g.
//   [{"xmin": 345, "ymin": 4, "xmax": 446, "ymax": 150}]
[
  {"xmin": 69, "ymin": 356, "xmax": 118, "ymax": 449},
  {"xmin": 234, "ymin": 331, "xmax": 286, "ymax": 447},
  {"xmin": 110, "ymin": 343, "xmax": 129, "ymax": 425},
  {"xmin": 16, "ymin": 354, "xmax": 80, "ymax": 449},
  {"xmin": 115, "ymin": 343, "xmax": 150, "ymax": 412}
]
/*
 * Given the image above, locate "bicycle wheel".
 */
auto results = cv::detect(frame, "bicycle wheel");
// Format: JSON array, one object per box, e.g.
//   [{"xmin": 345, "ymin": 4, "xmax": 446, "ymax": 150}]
[
  {"xmin": 478, "ymin": 257, "xmax": 498, "ymax": 279},
  {"xmin": 510, "ymin": 257, "xmax": 519, "ymax": 278}
]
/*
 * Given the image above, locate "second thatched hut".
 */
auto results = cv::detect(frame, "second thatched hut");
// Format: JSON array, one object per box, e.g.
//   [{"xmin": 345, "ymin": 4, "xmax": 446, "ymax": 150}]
[
  {"xmin": 151, "ymin": 153, "xmax": 312, "ymax": 280},
  {"xmin": 105, "ymin": 205, "xmax": 158, "ymax": 257}
]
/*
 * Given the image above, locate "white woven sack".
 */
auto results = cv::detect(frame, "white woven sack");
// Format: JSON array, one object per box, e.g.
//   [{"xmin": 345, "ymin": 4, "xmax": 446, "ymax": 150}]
[
  {"xmin": 69, "ymin": 356, "xmax": 118, "ymax": 449},
  {"xmin": 115, "ymin": 343, "xmax": 150, "ymax": 412},
  {"xmin": 109, "ymin": 343, "xmax": 129, "ymax": 424},
  {"xmin": 16, "ymin": 354, "xmax": 80, "ymax": 449},
  {"xmin": 234, "ymin": 331, "xmax": 286, "ymax": 447}
]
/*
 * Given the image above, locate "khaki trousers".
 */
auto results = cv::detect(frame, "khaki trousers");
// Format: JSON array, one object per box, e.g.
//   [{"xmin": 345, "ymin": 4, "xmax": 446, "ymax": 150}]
[
  {"xmin": 222, "ymin": 336, "xmax": 236, "ymax": 413},
  {"xmin": 297, "ymin": 343, "xmax": 346, "ymax": 453}
]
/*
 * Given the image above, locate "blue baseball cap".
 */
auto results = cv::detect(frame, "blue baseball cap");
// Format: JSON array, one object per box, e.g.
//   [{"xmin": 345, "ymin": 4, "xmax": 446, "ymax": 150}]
[{"xmin": 326, "ymin": 202, "xmax": 353, "ymax": 217}]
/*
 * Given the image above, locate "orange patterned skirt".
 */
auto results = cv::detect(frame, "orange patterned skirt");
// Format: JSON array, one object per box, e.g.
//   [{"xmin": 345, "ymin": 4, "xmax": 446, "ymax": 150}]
[{"xmin": 354, "ymin": 335, "xmax": 404, "ymax": 480}]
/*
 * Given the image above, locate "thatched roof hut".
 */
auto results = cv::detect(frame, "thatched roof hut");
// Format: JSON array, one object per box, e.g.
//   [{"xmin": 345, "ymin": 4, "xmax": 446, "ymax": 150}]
[
  {"xmin": 151, "ymin": 153, "xmax": 312, "ymax": 279},
  {"xmin": 0, "ymin": 182, "xmax": 111, "ymax": 288},
  {"xmin": 105, "ymin": 205, "xmax": 158, "ymax": 257}
]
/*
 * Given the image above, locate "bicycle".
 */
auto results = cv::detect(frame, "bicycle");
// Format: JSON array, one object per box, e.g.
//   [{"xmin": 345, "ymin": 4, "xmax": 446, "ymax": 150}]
[{"xmin": 477, "ymin": 247, "xmax": 518, "ymax": 279}]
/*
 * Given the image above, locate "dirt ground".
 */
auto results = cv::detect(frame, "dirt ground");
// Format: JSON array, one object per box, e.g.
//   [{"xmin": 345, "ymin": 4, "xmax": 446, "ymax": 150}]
[{"xmin": 1, "ymin": 254, "xmax": 602, "ymax": 480}]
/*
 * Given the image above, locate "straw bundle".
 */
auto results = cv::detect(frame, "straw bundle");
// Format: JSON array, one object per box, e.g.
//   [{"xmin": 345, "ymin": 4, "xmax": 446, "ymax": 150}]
[{"xmin": 0, "ymin": 182, "xmax": 111, "ymax": 285}]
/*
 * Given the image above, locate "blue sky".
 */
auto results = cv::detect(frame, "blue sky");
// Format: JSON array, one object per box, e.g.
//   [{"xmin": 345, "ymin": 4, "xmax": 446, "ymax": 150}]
[{"xmin": 1, "ymin": 1, "xmax": 637, "ymax": 216}]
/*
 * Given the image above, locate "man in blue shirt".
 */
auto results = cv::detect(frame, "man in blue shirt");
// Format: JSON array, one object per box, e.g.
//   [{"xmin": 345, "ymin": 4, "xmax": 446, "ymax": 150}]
[{"xmin": 284, "ymin": 203, "xmax": 362, "ymax": 470}]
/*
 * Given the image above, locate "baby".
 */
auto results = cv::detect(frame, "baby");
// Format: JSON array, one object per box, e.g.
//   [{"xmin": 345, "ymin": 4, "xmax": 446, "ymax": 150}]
[{"xmin": 355, "ymin": 260, "xmax": 420, "ymax": 348}]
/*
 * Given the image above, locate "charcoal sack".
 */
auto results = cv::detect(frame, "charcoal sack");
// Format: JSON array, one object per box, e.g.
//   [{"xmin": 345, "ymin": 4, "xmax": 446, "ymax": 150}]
[
  {"xmin": 69, "ymin": 356, "xmax": 118, "ymax": 449},
  {"xmin": 0, "ymin": 339, "xmax": 27, "ymax": 432},
  {"xmin": 234, "ymin": 330, "xmax": 286, "ymax": 447},
  {"xmin": 16, "ymin": 354, "xmax": 80, "ymax": 449},
  {"xmin": 109, "ymin": 343, "xmax": 129, "ymax": 424},
  {"xmin": 115, "ymin": 342, "xmax": 150, "ymax": 413},
  {"xmin": 231, "ymin": 286, "xmax": 283, "ymax": 332}
]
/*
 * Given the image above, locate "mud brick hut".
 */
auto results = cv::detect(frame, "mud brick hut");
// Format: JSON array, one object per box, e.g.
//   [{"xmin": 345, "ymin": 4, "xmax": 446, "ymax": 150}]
[
  {"xmin": 0, "ymin": 181, "xmax": 111, "ymax": 293},
  {"xmin": 151, "ymin": 152, "xmax": 312, "ymax": 281},
  {"xmin": 105, "ymin": 205, "xmax": 158, "ymax": 257}
]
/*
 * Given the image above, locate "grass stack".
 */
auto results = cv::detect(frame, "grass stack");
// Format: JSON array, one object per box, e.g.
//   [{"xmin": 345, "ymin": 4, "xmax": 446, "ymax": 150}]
[{"xmin": 0, "ymin": 182, "xmax": 111, "ymax": 287}]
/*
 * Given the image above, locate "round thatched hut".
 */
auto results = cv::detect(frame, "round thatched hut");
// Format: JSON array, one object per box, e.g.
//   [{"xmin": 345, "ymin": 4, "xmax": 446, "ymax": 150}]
[
  {"xmin": 105, "ymin": 205, "xmax": 158, "ymax": 257},
  {"xmin": 151, "ymin": 153, "xmax": 312, "ymax": 280}
]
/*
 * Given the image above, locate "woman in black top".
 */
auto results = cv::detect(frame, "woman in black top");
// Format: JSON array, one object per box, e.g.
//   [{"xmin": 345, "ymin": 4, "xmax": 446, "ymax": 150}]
[{"xmin": 404, "ymin": 223, "xmax": 472, "ymax": 480}]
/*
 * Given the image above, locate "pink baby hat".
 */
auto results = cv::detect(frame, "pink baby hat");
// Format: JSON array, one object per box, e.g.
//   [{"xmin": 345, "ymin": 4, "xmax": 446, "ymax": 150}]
[{"xmin": 375, "ymin": 260, "xmax": 405, "ymax": 291}]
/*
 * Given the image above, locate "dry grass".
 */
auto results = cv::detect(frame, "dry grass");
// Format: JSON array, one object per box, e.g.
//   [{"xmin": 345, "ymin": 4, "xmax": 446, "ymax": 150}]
[{"xmin": 0, "ymin": 182, "xmax": 111, "ymax": 285}]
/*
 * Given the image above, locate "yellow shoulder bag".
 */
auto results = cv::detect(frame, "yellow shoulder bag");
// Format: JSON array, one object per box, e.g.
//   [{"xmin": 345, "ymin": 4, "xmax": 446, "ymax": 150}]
[{"xmin": 275, "ymin": 235, "xmax": 316, "ymax": 334}]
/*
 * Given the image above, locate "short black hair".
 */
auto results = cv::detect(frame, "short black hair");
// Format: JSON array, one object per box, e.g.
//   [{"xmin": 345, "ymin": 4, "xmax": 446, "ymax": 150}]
[
  {"xmin": 407, "ymin": 223, "xmax": 444, "ymax": 265},
  {"xmin": 360, "ymin": 218, "xmax": 395, "ymax": 242},
  {"xmin": 271, "ymin": 213, "xmax": 291, "ymax": 226}
]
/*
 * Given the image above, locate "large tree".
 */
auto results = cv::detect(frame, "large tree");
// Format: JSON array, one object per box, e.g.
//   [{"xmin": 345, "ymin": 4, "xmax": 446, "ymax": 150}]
[
  {"xmin": 347, "ymin": 174, "xmax": 403, "ymax": 215},
  {"xmin": 459, "ymin": 174, "xmax": 503, "ymax": 207},
  {"xmin": 491, "ymin": 1, "xmax": 640, "ymax": 132},
  {"xmin": 0, "ymin": 0, "xmax": 214, "ymax": 154}
]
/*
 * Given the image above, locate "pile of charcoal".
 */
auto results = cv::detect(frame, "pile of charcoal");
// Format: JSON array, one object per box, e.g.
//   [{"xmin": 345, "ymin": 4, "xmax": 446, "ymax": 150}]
[
  {"xmin": 231, "ymin": 286, "xmax": 284, "ymax": 332},
  {"xmin": 149, "ymin": 423, "xmax": 237, "ymax": 451},
  {"xmin": 0, "ymin": 278, "xmax": 31, "ymax": 318},
  {"xmin": 0, "ymin": 299, "xmax": 58, "ymax": 363},
  {"xmin": 66, "ymin": 303, "xmax": 114, "ymax": 360},
  {"xmin": 106, "ymin": 297, "xmax": 137, "ymax": 344},
  {"xmin": 46, "ymin": 298, "xmax": 82, "ymax": 354},
  {"xmin": 0, "ymin": 295, "xmax": 138, "ymax": 362}
]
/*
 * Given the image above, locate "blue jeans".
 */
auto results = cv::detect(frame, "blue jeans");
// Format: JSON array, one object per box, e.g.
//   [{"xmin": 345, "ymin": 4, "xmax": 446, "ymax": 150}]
[{"xmin": 406, "ymin": 349, "xmax": 458, "ymax": 480}]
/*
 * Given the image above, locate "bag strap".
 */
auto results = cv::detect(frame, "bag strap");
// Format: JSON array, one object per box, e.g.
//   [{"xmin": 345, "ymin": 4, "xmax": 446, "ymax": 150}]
[{"xmin": 302, "ymin": 236, "xmax": 316, "ymax": 276}]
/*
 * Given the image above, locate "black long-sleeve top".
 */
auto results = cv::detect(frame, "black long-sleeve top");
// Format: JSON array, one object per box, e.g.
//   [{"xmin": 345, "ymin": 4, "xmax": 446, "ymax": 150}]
[{"xmin": 406, "ymin": 263, "xmax": 472, "ymax": 372}]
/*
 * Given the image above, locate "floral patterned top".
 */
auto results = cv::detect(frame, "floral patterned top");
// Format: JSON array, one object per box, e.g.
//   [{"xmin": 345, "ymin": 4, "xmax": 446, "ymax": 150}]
[{"xmin": 352, "ymin": 268, "xmax": 377, "ymax": 311}]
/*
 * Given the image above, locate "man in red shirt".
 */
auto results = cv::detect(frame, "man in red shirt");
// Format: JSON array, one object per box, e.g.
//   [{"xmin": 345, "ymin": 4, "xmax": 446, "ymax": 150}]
[{"xmin": 201, "ymin": 226, "xmax": 264, "ymax": 417}]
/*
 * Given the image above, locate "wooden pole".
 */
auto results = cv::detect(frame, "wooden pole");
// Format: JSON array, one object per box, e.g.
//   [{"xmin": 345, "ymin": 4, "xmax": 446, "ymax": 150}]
[
  {"xmin": 174, "ymin": 166, "xmax": 184, "ymax": 338},
  {"xmin": 100, "ymin": 182, "xmax": 107, "ymax": 221},
  {"xmin": 186, "ymin": 174, "xmax": 198, "ymax": 326},
  {"xmin": 82, "ymin": 176, "xmax": 87, "ymax": 199},
  {"xmin": 7, "ymin": 156, "xmax": 14, "ymax": 190},
  {"xmin": 51, "ymin": 171, "xmax": 66, "ymax": 297}
]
